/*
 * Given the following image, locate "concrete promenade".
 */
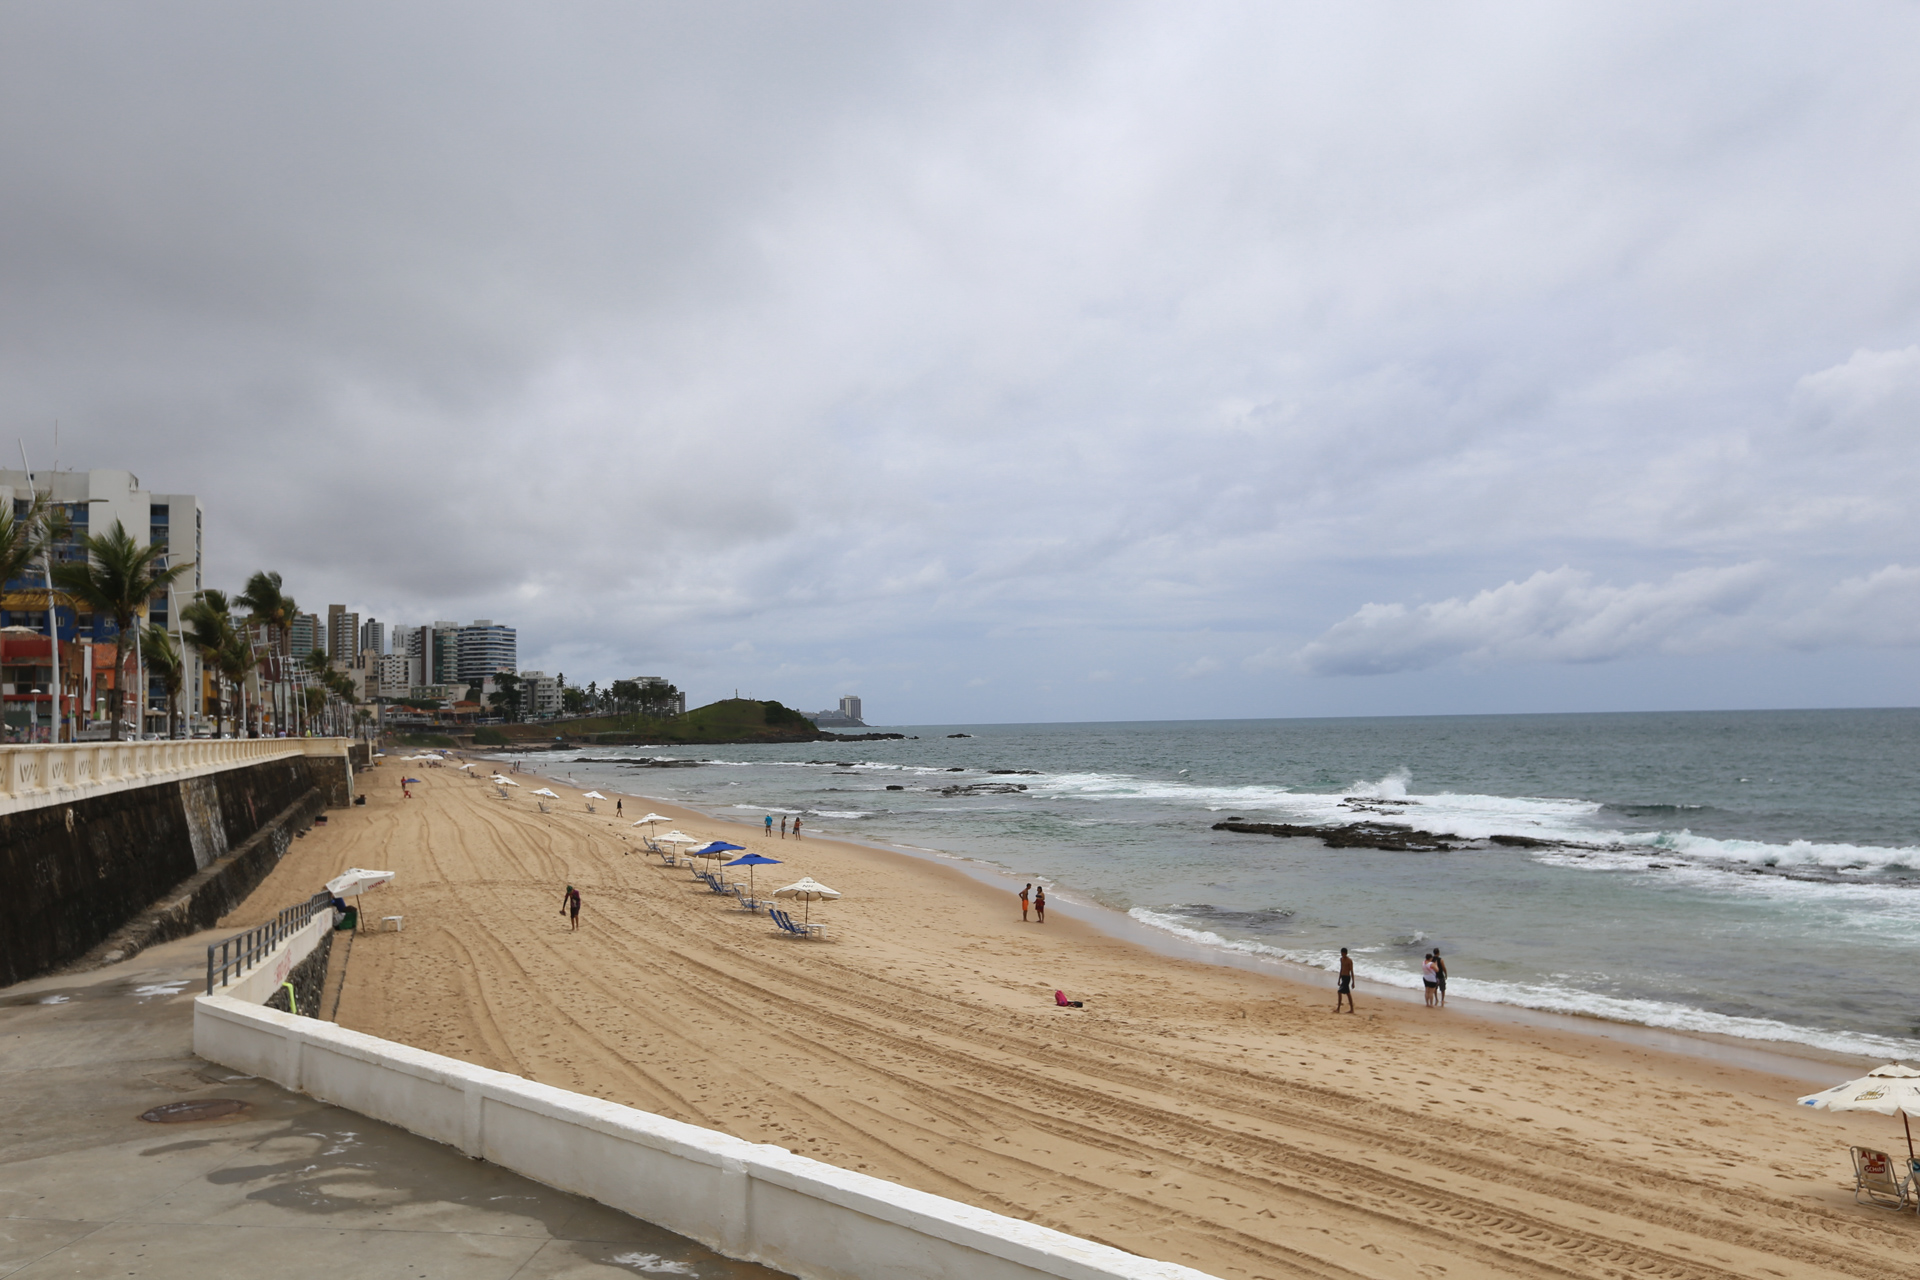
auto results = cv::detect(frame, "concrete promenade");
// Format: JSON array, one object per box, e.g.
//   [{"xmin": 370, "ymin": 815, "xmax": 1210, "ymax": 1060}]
[{"xmin": 0, "ymin": 930, "xmax": 784, "ymax": 1280}]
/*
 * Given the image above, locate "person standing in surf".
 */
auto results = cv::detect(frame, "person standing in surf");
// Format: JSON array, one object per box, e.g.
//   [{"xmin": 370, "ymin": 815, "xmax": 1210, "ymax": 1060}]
[
  {"xmin": 1019, "ymin": 883, "xmax": 1031, "ymax": 921},
  {"xmin": 1432, "ymin": 947, "xmax": 1448, "ymax": 1006},
  {"xmin": 1335, "ymin": 948, "xmax": 1355, "ymax": 1013},
  {"xmin": 765, "ymin": 814, "xmax": 774, "ymax": 838},
  {"xmin": 1034, "ymin": 885, "xmax": 1046, "ymax": 923},
  {"xmin": 1422, "ymin": 952, "xmax": 1439, "ymax": 1007}
]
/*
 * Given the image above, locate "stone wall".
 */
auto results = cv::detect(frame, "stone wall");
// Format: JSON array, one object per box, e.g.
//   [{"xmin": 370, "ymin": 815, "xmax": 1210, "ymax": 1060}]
[
  {"xmin": 0, "ymin": 756, "xmax": 335, "ymax": 987},
  {"xmin": 264, "ymin": 929, "xmax": 333, "ymax": 1018}
]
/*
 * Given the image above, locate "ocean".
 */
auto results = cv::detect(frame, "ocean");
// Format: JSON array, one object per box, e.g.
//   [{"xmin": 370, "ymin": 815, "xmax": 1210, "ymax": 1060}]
[{"xmin": 537, "ymin": 709, "xmax": 1920, "ymax": 1061}]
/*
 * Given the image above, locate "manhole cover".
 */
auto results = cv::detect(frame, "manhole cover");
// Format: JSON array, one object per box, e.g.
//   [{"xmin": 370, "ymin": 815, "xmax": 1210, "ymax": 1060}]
[{"xmin": 139, "ymin": 1098, "xmax": 249, "ymax": 1124}]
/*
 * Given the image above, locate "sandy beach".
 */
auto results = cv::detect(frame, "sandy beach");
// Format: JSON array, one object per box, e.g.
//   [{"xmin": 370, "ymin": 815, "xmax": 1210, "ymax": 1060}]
[{"xmin": 227, "ymin": 757, "xmax": 1920, "ymax": 1279}]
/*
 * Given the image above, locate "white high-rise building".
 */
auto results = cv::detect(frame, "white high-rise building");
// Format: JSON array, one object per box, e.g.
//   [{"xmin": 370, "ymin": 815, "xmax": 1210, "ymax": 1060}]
[
  {"xmin": 838, "ymin": 695, "xmax": 863, "ymax": 723},
  {"xmin": 0, "ymin": 468, "xmax": 205, "ymax": 733},
  {"xmin": 456, "ymin": 620, "xmax": 517, "ymax": 683}
]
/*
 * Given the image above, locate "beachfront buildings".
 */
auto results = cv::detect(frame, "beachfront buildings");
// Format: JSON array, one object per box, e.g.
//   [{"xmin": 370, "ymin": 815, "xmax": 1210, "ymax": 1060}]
[
  {"xmin": 806, "ymin": 694, "xmax": 866, "ymax": 728},
  {"xmin": 456, "ymin": 621, "xmax": 516, "ymax": 684},
  {"xmin": 326, "ymin": 605, "xmax": 358, "ymax": 662},
  {"xmin": 0, "ymin": 468, "xmax": 205, "ymax": 737},
  {"xmin": 359, "ymin": 617, "xmax": 384, "ymax": 656}
]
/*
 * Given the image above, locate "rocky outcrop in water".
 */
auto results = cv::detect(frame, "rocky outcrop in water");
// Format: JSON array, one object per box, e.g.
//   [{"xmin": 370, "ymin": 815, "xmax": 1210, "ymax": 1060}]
[{"xmin": 1211, "ymin": 819, "xmax": 1459, "ymax": 852}]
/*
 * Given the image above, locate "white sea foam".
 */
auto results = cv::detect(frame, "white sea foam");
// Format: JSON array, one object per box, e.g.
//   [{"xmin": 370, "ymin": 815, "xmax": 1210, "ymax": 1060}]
[{"xmin": 1129, "ymin": 908, "xmax": 1920, "ymax": 1060}]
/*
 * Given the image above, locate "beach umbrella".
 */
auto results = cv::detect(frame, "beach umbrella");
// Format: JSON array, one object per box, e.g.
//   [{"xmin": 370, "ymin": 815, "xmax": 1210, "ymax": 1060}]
[
  {"xmin": 658, "ymin": 830, "xmax": 698, "ymax": 844},
  {"xmin": 1800, "ymin": 1064, "xmax": 1920, "ymax": 1158},
  {"xmin": 691, "ymin": 840, "xmax": 744, "ymax": 864},
  {"xmin": 635, "ymin": 812, "xmax": 670, "ymax": 829},
  {"xmin": 723, "ymin": 851, "xmax": 781, "ymax": 898},
  {"xmin": 773, "ymin": 875, "xmax": 841, "ymax": 924},
  {"xmin": 582, "ymin": 791, "xmax": 606, "ymax": 800},
  {"xmin": 402, "ymin": 776, "xmax": 422, "ymax": 785},
  {"xmin": 496, "ymin": 777, "xmax": 520, "ymax": 786},
  {"xmin": 325, "ymin": 868, "xmax": 394, "ymax": 933},
  {"xmin": 531, "ymin": 787, "xmax": 560, "ymax": 798},
  {"xmin": 458, "ymin": 762, "xmax": 477, "ymax": 770}
]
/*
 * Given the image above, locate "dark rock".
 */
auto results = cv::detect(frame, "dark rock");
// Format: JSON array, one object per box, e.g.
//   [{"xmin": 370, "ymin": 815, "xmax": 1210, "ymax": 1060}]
[
  {"xmin": 1211, "ymin": 819, "xmax": 1459, "ymax": 852},
  {"xmin": 940, "ymin": 782, "xmax": 1028, "ymax": 797},
  {"xmin": 947, "ymin": 733, "xmax": 972, "ymax": 738},
  {"xmin": 1488, "ymin": 833, "xmax": 1554, "ymax": 848},
  {"xmin": 885, "ymin": 785, "xmax": 904, "ymax": 791}
]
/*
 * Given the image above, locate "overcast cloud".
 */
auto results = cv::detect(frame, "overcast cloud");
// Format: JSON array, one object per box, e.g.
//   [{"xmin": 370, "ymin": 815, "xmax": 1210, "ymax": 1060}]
[{"xmin": 3, "ymin": 2, "xmax": 1917, "ymax": 721}]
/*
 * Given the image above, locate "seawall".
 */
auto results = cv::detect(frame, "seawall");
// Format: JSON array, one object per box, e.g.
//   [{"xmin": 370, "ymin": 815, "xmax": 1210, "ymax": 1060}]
[{"xmin": 0, "ymin": 740, "xmax": 357, "ymax": 987}]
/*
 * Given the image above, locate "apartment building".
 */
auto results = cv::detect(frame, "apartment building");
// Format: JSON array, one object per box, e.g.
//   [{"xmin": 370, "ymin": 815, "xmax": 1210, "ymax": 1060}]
[{"xmin": 0, "ymin": 468, "xmax": 205, "ymax": 734}]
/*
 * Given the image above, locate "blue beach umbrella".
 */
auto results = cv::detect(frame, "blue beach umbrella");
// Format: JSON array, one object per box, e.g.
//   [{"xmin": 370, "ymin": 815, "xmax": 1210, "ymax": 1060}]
[{"xmin": 723, "ymin": 851, "xmax": 782, "ymax": 898}]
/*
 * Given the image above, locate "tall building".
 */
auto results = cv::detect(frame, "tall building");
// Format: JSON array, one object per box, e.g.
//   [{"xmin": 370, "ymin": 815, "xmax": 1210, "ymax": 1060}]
[
  {"xmin": 838, "ymin": 695, "xmax": 862, "ymax": 723},
  {"xmin": 375, "ymin": 652, "xmax": 408, "ymax": 697},
  {"xmin": 519, "ymin": 670, "xmax": 560, "ymax": 718},
  {"xmin": 0, "ymin": 468, "xmax": 204, "ymax": 733},
  {"xmin": 359, "ymin": 617, "xmax": 385, "ymax": 657},
  {"xmin": 455, "ymin": 620, "xmax": 517, "ymax": 683},
  {"xmin": 289, "ymin": 612, "xmax": 320, "ymax": 659},
  {"xmin": 326, "ymin": 605, "xmax": 359, "ymax": 662}
]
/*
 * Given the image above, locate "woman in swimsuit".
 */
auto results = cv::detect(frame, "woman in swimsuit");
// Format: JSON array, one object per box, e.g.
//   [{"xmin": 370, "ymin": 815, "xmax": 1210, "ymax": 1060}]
[{"xmin": 1421, "ymin": 953, "xmax": 1438, "ymax": 1007}]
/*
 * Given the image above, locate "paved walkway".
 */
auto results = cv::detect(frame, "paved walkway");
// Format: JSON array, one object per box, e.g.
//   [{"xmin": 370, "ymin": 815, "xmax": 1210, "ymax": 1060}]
[{"xmin": 0, "ymin": 932, "xmax": 784, "ymax": 1280}]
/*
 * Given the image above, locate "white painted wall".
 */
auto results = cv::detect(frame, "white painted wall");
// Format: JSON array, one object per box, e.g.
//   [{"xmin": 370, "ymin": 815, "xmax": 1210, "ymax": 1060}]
[
  {"xmin": 0, "ymin": 737, "xmax": 349, "ymax": 815},
  {"xmin": 194, "ymin": 994, "xmax": 1219, "ymax": 1280}
]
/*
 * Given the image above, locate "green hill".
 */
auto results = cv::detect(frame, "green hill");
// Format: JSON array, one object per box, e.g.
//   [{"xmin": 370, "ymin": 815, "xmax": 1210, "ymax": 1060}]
[{"xmin": 488, "ymin": 698, "xmax": 824, "ymax": 745}]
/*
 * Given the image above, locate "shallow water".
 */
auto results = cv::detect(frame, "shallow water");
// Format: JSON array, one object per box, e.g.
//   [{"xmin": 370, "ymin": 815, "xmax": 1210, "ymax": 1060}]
[{"xmin": 544, "ymin": 709, "xmax": 1920, "ymax": 1060}]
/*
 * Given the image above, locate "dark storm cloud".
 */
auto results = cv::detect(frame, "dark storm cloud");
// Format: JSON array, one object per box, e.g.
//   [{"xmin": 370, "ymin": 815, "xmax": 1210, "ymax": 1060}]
[{"xmin": 3, "ymin": 2, "xmax": 1917, "ymax": 718}]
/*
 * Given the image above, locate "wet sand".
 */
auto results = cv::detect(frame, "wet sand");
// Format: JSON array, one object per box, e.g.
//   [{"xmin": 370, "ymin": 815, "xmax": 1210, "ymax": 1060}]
[{"xmin": 228, "ymin": 757, "xmax": 1920, "ymax": 1279}]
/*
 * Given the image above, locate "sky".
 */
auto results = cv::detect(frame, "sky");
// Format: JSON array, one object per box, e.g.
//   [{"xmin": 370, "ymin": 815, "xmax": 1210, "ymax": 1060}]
[{"xmin": 3, "ymin": 2, "xmax": 1918, "ymax": 723}]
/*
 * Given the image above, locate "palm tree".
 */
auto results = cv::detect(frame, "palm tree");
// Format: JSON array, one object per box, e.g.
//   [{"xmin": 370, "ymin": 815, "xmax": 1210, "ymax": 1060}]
[
  {"xmin": 51, "ymin": 519, "xmax": 193, "ymax": 740},
  {"xmin": 182, "ymin": 590, "xmax": 239, "ymax": 737},
  {"xmin": 0, "ymin": 489, "xmax": 56, "ymax": 588},
  {"xmin": 236, "ymin": 571, "xmax": 296, "ymax": 734},
  {"xmin": 221, "ymin": 629, "xmax": 255, "ymax": 737},
  {"xmin": 144, "ymin": 625, "xmax": 185, "ymax": 739}
]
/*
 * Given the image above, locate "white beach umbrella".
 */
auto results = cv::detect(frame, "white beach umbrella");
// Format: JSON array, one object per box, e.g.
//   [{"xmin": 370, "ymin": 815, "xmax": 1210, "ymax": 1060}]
[
  {"xmin": 458, "ymin": 762, "xmax": 477, "ymax": 770},
  {"xmin": 1800, "ymin": 1064, "xmax": 1920, "ymax": 1157},
  {"xmin": 773, "ymin": 876, "xmax": 841, "ymax": 924},
  {"xmin": 495, "ymin": 777, "xmax": 520, "ymax": 786},
  {"xmin": 531, "ymin": 787, "xmax": 560, "ymax": 798},
  {"xmin": 581, "ymin": 791, "xmax": 606, "ymax": 800},
  {"xmin": 326, "ymin": 868, "xmax": 394, "ymax": 897},
  {"xmin": 634, "ymin": 813, "xmax": 670, "ymax": 829}
]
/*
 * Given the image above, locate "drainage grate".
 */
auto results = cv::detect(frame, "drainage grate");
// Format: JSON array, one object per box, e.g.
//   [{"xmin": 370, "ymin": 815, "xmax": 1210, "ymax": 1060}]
[{"xmin": 139, "ymin": 1098, "xmax": 249, "ymax": 1124}]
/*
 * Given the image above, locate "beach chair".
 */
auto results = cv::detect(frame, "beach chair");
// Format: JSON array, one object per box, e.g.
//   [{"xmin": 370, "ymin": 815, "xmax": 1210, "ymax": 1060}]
[
  {"xmin": 537, "ymin": 801, "xmax": 551, "ymax": 814},
  {"xmin": 1850, "ymin": 1147, "xmax": 1910, "ymax": 1208},
  {"xmin": 773, "ymin": 908, "xmax": 825, "ymax": 939}
]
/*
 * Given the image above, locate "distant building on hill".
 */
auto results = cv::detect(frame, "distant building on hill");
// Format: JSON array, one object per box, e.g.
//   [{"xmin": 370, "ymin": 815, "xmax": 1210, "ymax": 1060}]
[{"xmin": 805, "ymin": 695, "xmax": 866, "ymax": 728}]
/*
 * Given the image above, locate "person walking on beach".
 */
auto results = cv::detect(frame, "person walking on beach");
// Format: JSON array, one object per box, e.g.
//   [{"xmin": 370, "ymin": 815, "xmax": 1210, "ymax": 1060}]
[
  {"xmin": 792, "ymin": 816, "xmax": 803, "ymax": 839},
  {"xmin": 560, "ymin": 884, "xmax": 582, "ymax": 931},
  {"xmin": 1034, "ymin": 885, "xmax": 1046, "ymax": 923},
  {"xmin": 616, "ymin": 798, "xmax": 622, "ymax": 817},
  {"xmin": 1432, "ymin": 947, "xmax": 1448, "ymax": 1006},
  {"xmin": 780, "ymin": 816, "xmax": 788, "ymax": 838},
  {"xmin": 1422, "ymin": 952, "xmax": 1439, "ymax": 1007},
  {"xmin": 1335, "ymin": 948, "xmax": 1356, "ymax": 1012},
  {"xmin": 1019, "ymin": 883, "xmax": 1031, "ymax": 922},
  {"xmin": 765, "ymin": 814, "xmax": 774, "ymax": 838}
]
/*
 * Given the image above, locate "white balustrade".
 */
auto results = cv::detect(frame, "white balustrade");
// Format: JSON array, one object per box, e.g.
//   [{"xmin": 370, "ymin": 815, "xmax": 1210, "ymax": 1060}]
[{"xmin": 0, "ymin": 738, "xmax": 353, "ymax": 815}]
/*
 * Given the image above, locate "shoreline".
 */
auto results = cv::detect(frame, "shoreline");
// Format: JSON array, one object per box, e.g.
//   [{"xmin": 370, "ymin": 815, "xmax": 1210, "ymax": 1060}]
[
  {"xmin": 519, "ymin": 750, "xmax": 1886, "ymax": 1087},
  {"xmin": 230, "ymin": 750, "xmax": 1920, "ymax": 1280}
]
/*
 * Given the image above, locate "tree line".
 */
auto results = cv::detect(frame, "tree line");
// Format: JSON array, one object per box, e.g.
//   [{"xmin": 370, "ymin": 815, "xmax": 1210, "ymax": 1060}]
[{"xmin": 1, "ymin": 497, "xmax": 361, "ymax": 740}]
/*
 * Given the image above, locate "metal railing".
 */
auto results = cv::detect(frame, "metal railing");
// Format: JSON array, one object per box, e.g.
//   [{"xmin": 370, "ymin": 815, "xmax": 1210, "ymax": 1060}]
[{"xmin": 205, "ymin": 892, "xmax": 334, "ymax": 995}]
